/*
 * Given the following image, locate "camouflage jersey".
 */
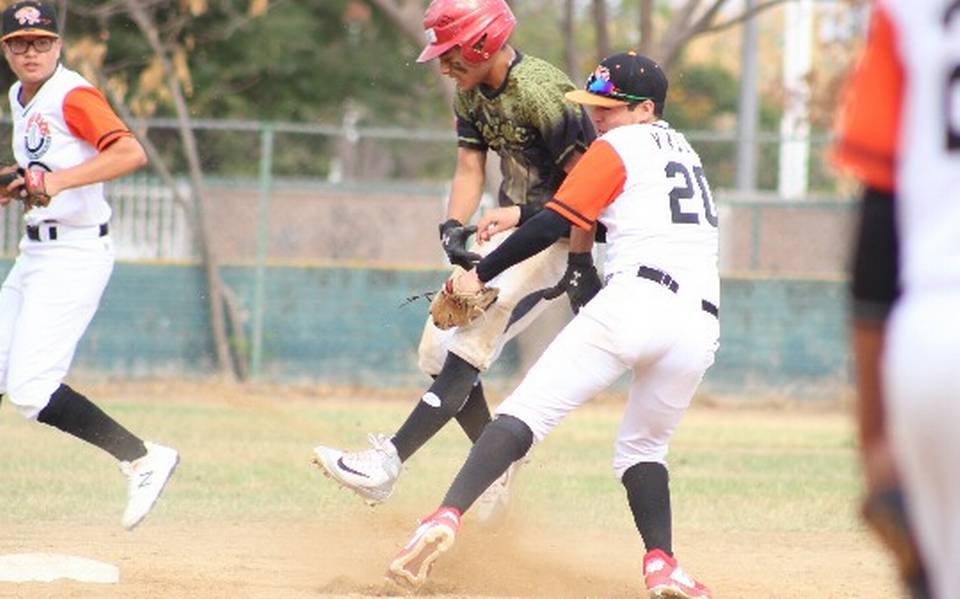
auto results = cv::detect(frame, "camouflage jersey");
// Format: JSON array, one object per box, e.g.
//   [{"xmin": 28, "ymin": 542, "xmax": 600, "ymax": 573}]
[{"xmin": 454, "ymin": 51, "xmax": 596, "ymax": 210}]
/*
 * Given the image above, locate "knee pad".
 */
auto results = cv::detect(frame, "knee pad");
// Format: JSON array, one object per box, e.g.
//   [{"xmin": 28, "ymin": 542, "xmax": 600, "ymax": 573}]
[{"xmin": 486, "ymin": 414, "xmax": 534, "ymax": 460}]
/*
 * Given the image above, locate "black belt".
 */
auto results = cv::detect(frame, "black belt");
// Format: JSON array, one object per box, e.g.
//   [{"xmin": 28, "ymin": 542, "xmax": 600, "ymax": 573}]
[
  {"xmin": 26, "ymin": 222, "xmax": 109, "ymax": 241},
  {"xmin": 637, "ymin": 265, "xmax": 719, "ymax": 318}
]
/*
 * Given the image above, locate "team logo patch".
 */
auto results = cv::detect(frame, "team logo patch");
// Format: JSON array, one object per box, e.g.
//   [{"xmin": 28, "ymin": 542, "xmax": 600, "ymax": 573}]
[
  {"xmin": 424, "ymin": 27, "xmax": 437, "ymax": 44},
  {"xmin": 14, "ymin": 6, "xmax": 46, "ymax": 26},
  {"xmin": 24, "ymin": 112, "xmax": 52, "ymax": 160}
]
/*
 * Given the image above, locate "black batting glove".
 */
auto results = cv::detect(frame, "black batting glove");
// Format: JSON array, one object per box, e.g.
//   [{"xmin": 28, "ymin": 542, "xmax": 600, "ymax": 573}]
[
  {"xmin": 544, "ymin": 252, "xmax": 603, "ymax": 314},
  {"xmin": 439, "ymin": 218, "xmax": 481, "ymax": 270}
]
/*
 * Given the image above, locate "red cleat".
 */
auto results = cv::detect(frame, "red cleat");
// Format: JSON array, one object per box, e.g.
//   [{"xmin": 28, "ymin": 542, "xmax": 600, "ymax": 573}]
[
  {"xmin": 387, "ymin": 507, "xmax": 461, "ymax": 589},
  {"xmin": 643, "ymin": 549, "xmax": 712, "ymax": 599}
]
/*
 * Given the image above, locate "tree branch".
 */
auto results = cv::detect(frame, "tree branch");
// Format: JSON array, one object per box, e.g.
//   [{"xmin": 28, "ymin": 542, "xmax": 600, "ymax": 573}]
[
  {"xmin": 124, "ymin": 0, "xmax": 238, "ymax": 380},
  {"xmin": 696, "ymin": 0, "xmax": 796, "ymax": 37}
]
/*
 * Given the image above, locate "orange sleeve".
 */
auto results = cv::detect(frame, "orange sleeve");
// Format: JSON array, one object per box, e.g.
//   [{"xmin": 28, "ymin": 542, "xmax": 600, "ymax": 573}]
[
  {"xmin": 546, "ymin": 139, "xmax": 626, "ymax": 230},
  {"xmin": 62, "ymin": 86, "xmax": 132, "ymax": 151},
  {"xmin": 831, "ymin": 4, "xmax": 902, "ymax": 192}
]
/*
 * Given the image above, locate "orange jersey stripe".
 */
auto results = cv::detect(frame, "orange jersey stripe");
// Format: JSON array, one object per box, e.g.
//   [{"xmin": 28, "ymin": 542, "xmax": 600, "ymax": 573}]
[
  {"xmin": 62, "ymin": 86, "xmax": 132, "ymax": 151},
  {"xmin": 547, "ymin": 139, "xmax": 626, "ymax": 230},
  {"xmin": 831, "ymin": 4, "xmax": 902, "ymax": 192}
]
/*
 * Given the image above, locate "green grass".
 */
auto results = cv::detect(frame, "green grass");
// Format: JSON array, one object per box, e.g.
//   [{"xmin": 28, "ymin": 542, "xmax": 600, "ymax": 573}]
[{"xmin": 0, "ymin": 389, "xmax": 866, "ymax": 538}]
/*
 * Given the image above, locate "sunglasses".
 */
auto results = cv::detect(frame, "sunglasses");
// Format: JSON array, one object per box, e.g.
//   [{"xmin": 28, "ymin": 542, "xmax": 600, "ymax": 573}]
[
  {"xmin": 5, "ymin": 37, "xmax": 55, "ymax": 55},
  {"xmin": 586, "ymin": 72, "xmax": 651, "ymax": 103}
]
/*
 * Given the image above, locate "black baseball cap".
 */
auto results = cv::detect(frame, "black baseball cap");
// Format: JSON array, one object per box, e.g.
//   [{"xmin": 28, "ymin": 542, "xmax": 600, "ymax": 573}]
[
  {"xmin": 2, "ymin": 1, "xmax": 58, "ymax": 42},
  {"xmin": 566, "ymin": 51, "xmax": 668, "ymax": 110}
]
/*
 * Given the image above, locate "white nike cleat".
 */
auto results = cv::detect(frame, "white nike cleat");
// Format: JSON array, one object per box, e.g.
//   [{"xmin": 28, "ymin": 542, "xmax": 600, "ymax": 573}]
[
  {"xmin": 387, "ymin": 506, "xmax": 461, "ymax": 589},
  {"xmin": 474, "ymin": 459, "xmax": 522, "ymax": 527},
  {"xmin": 312, "ymin": 434, "xmax": 401, "ymax": 505},
  {"xmin": 120, "ymin": 442, "xmax": 179, "ymax": 531}
]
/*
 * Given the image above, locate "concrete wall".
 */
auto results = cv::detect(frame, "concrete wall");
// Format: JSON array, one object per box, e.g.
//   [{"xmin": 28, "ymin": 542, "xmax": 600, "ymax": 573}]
[{"xmin": 197, "ymin": 184, "xmax": 858, "ymax": 276}]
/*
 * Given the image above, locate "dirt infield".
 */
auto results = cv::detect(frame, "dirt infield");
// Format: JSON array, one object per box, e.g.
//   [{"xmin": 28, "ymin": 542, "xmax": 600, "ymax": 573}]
[
  {"xmin": 0, "ymin": 382, "xmax": 900, "ymax": 598},
  {"xmin": 0, "ymin": 519, "xmax": 898, "ymax": 598}
]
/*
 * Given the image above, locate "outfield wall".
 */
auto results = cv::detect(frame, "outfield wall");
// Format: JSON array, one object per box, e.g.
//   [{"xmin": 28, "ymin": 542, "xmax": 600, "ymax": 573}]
[{"xmin": 0, "ymin": 260, "xmax": 849, "ymax": 396}]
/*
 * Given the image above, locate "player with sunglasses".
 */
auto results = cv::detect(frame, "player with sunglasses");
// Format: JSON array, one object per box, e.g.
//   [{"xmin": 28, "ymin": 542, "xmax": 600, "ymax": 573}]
[{"xmin": 387, "ymin": 52, "xmax": 719, "ymax": 599}]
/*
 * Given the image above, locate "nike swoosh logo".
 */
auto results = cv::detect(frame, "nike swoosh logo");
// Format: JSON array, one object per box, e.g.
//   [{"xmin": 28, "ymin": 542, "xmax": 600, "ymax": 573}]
[{"xmin": 336, "ymin": 457, "xmax": 370, "ymax": 478}]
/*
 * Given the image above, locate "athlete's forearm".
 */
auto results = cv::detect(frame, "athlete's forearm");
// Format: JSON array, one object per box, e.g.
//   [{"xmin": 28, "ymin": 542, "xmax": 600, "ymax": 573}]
[
  {"xmin": 476, "ymin": 209, "xmax": 570, "ymax": 283},
  {"xmin": 569, "ymin": 222, "xmax": 595, "ymax": 253},
  {"xmin": 45, "ymin": 136, "xmax": 147, "ymax": 197},
  {"xmin": 447, "ymin": 147, "xmax": 487, "ymax": 223}
]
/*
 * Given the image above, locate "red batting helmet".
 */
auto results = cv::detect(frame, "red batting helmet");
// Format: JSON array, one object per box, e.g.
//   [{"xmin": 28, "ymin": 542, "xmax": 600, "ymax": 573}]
[{"xmin": 417, "ymin": 0, "xmax": 516, "ymax": 65}]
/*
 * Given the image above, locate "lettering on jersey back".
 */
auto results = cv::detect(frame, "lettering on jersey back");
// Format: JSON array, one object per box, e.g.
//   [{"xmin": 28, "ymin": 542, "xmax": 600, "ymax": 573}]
[
  {"xmin": 948, "ymin": 65, "xmax": 960, "ymax": 151},
  {"xmin": 665, "ymin": 161, "xmax": 718, "ymax": 227},
  {"xmin": 945, "ymin": 6, "xmax": 960, "ymax": 151}
]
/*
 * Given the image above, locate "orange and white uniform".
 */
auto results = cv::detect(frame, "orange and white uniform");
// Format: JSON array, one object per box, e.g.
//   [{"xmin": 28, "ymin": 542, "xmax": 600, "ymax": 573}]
[
  {"xmin": 835, "ymin": 2, "xmax": 960, "ymax": 597},
  {"xmin": 0, "ymin": 64, "xmax": 132, "ymax": 418},
  {"xmin": 495, "ymin": 120, "xmax": 720, "ymax": 477}
]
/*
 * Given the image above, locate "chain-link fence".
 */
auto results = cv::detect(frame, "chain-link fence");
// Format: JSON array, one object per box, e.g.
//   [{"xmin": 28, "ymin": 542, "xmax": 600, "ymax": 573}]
[{"xmin": 0, "ymin": 118, "xmax": 848, "ymax": 264}]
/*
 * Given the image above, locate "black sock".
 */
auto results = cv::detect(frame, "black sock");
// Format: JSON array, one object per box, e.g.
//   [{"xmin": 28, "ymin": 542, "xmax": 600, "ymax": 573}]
[
  {"xmin": 442, "ymin": 415, "xmax": 532, "ymax": 513},
  {"xmin": 621, "ymin": 462, "xmax": 672, "ymax": 555},
  {"xmin": 36, "ymin": 384, "xmax": 147, "ymax": 462},
  {"xmin": 455, "ymin": 380, "xmax": 492, "ymax": 443},
  {"xmin": 391, "ymin": 353, "xmax": 479, "ymax": 462}
]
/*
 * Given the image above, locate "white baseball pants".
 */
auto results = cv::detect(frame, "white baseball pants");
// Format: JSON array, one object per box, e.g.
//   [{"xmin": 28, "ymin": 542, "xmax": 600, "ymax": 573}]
[
  {"xmin": 885, "ymin": 290, "xmax": 960, "ymax": 599},
  {"xmin": 418, "ymin": 228, "xmax": 569, "ymax": 375},
  {"xmin": 495, "ymin": 273, "xmax": 719, "ymax": 478},
  {"xmin": 0, "ymin": 232, "xmax": 113, "ymax": 419}
]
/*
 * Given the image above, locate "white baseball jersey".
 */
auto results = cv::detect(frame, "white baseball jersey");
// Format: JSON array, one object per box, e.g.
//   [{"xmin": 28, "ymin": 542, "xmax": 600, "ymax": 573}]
[
  {"xmin": 549, "ymin": 121, "xmax": 719, "ymax": 305},
  {"xmin": 834, "ymin": 3, "xmax": 960, "ymax": 597},
  {"xmin": 496, "ymin": 120, "xmax": 720, "ymax": 477},
  {"xmin": 9, "ymin": 63, "xmax": 128, "ymax": 227}
]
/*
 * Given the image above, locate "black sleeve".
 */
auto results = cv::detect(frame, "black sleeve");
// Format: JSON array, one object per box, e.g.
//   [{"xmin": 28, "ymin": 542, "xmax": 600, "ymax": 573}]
[
  {"xmin": 476, "ymin": 209, "xmax": 571, "ymax": 283},
  {"xmin": 456, "ymin": 115, "xmax": 487, "ymax": 152},
  {"xmin": 850, "ymin": 186, "xmax": 900, "ymax": 322}
]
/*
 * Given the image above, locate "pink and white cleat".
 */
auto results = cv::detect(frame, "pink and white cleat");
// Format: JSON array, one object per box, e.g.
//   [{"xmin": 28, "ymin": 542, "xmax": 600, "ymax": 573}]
[
  {"xmin": 387, "ymin": 506, "xmax": 461, "ymax": 589},
  {"xmin": 643, "ymin": 549, "xmax": 712, "ymax": 599}
]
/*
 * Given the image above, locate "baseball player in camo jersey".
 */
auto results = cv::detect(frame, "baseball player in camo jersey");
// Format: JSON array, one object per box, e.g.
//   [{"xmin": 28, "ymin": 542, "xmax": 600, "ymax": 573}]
[
  {"xmin": 312, "ymin": 0, "xmax": 597, "ymax": 522},
  {"xmin": 834, "ymin": 1, "xmax": 960, "ymax": 597},
  {"xmin": 0, "ymin": 1, "xmax": 178, "ymax": 530},
  {"xmin": 386, "ymin": 52, "xmax": 718, "ymax": 599}
]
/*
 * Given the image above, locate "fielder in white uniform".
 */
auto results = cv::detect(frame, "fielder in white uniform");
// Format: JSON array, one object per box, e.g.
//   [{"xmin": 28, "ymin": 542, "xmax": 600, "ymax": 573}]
[
  {"xmin": 834, "ymin": 1, "xmax": 960, "ymax": 597},
  {"xmin": 0, "ymin": 1, "xmax": 178, "ymax": 530},
  {"xmin": 312, "ymin": 0, "xmax": 597, "ymax": 524},
  {"xmin": 386, "ymin": 52, "xmax": 719, "ymax": 599}
]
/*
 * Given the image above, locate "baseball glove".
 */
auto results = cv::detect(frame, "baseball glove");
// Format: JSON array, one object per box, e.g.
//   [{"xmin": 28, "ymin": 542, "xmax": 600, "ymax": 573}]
[
  {"xmin": 429, "ymin": 269, "xmax": 499, "ymax": 330},
  {"xmin": 861, "ymin": 486, "xmax": 931, "ymax": 598},
  {"xmin": 0, "ymin": 166, "xmax": 49, "ymax": 209},
  {"xmin": 19, "ymin": 168, "xmax": 51, "ymax": 209}
]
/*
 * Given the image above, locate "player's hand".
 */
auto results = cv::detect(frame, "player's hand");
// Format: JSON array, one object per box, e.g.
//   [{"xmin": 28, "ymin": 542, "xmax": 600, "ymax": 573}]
[
  {"xmin": 544, "ymin": 252, "xmax": 602, "ymax": 314},
  {"xmin": 476, "ymin": 206, "xmax": 521, "ymax": 244},
  {"xmin": 0, "ymin": 165, "xmax": 21, "ymax": 206},
  {"xmin": 439, "ymin": 219, "xmax": 481, "ymax": 269},
  {"xmin": 451, "ymin": 267, "xmax": 483, "ymax": 294}
]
